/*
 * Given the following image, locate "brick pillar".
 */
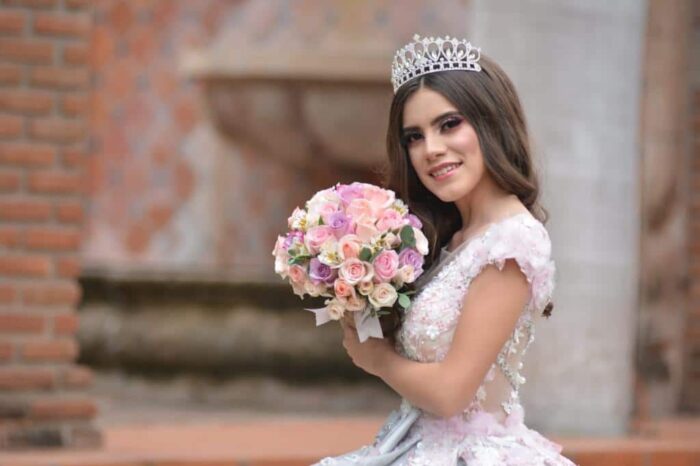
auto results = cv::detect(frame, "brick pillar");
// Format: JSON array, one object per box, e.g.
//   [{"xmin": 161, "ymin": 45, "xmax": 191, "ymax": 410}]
[{"xmin": 0, "ymin": 0, "xmax": 100, "ymax": 449}]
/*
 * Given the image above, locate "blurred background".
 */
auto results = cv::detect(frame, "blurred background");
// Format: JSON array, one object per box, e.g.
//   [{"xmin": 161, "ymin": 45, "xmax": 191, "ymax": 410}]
[{"xmin": 0, "ymin": 0, "xmax": 699, "ymax": 463}]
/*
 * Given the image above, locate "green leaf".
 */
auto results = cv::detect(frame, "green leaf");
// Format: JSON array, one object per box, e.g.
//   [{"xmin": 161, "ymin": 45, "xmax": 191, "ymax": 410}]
[
  {"xmin": 400, "ymin": 226, "xmax": 416, "ymax": 248},
  {"xmin": 318, "ymin": 217, "xmax": 324, "ymax": 226},
  {"xmin": 398, "ymin": 293, "xmax": 411, "ymax": 309},
  {"xmin": 359, "ymin": 247, "xmax": 372, "ymax": 262},
  {"xmin": 288, "ymin": 248, "xmax": 298, "ymax": 257}
]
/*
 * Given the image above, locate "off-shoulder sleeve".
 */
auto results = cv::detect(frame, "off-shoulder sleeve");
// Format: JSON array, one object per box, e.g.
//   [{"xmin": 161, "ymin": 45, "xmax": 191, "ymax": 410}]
[{"xmin": 459, "ymin": 217, "xmax": 555, "ymax": 314}]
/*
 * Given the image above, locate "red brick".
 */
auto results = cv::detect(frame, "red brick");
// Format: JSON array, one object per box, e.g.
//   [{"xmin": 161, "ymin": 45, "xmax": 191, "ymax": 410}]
[
  {"xmin": 0, "ymin": 142, "xmax": 55, "ymax": 166},
  {"xmin": 0, "ymin": 64, "xmax": 22, "ymax": 85},
  {"xmin": 0, "ymin": 341, "xmax": 12, "ymax": 360},
  {"xmin": 0, "ymin": 313, "xmax": 45, "ymax": 333},
  {"xmin": 28, "ymin": 171, "xmax": 83, "ymax": 194},
  {"xmin": 0, "ymin": 283, "xmax": 17, "ymax": 303},
  {"xmin": 0, "ymin": 38, "xmax": 52, "ymax": 64},
  {"xmin": 0, "ymin": 89, "xmax": 53, "ymax": 114},
  {"xmin": 60, "ymin": 94, "xmax": 88, "ymax": 116},
  {"xmin": 62, "ymin": 43, "xmax": 88, "ymax": 65},
  {"xmin": 56, "ymin": 201, "xmax": 84, "ymax": 223},
  {"xmin": 29, "ymin": 398, "xmax": 97, "ymax": 419},
  {"xmin": 3, "ymin": 0, "xmax": 58, "ymax": 7},
  {"xmin": 0, "ymin": 170, "xmax": 21, "ymax": 191},
  {"xmin": 0, "ymin": 368, "xmax": 54, "ymax": 390},
  {"xmin": 34, "ymin": 12, "xmax": 90, "ymax": 37},
  {"xmin": 0, "ymin": 114, "xmax": 23, "ymax": 138},
  {"xmin": 0, "ymin": 255, "xmax": 51, "ymax": 277},
  {"xmin": 65, "ymin": 0, "xmax": 90, "ymax": 8},
  {"xmin": 54, "ymin": 312, "xmax": 78, "ymax": 335},
  {"xmin": 22, "ymin": 281, "xmax": 81, "ymax": 305},
  {"xmin": 61, "ymin": 365, "xmax": 92, "ymax": 388},
  {"xmin": 30, "ymin": 66, "xmax": 89, "ymax": 90},
  {"xmin": 0, "ymin": 10, "xmax": 27, "ymax": 35},
  {"xmin": 55, "ymin": 256, "xmax": 80, "ymax": 278},
  {"xmin": 24, "ymin": 228, "xmax": 81, "ymax": 251},
  {"xmin": 30, "ymin": 117, "xmax": 86, "ymax": 143},
  {"xmin": 0, "ymin": 199, "xmax": 52, "ymax": 221},
  {"xmin": 21, "ymin": 339, "xmax": 78, "ymax": 362},
  {"xmin": 0, "ymin": 227, "xmax": 21, "ymax": 247},
  {"xmin": 62, "ymin": 145, "xmax": 86, "ymax": 167}
]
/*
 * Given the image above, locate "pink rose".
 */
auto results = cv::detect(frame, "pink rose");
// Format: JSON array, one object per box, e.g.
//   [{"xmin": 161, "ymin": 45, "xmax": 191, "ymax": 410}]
[
  {"xmin": 373, "ymin": 250, "xmax": 399, "ymax": 282},
  {"xmin": 334, "ymin": 278, "xmax": 354, "ymax": 298},
  {"xmin": 339, "ymin": 258, "xmax": 370, "ymax": 285},
  {"xmin": 346, "ymin": 198, "xmax": 374, "ymax": 221},
  {"xmin": 362, "ymin": 184, "xmax": 395, "ymax": 211},
  {"xmin": 304, "ymin": 225, "xmax": 334, "ymax": 254},
  {"xmin": 355, "ymin": 218, "xmax": 380, "ymax": 242},
  {"xmin": 338, "ymin": 234, "xmax": 361, "ymax": 260},
  {"xmin": 288, "ymin": 265, "xmax": 307, "ymax": 284},
  {"xmin": 376, "ymin": 209, "xmax": 405, "ymax": 232}
]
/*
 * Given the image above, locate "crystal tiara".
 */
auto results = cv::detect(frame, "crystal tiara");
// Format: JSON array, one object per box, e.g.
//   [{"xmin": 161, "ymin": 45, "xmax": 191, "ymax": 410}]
[{"xmin": 390, "ymin": 34, "xmax": 482, "ymax": 94}]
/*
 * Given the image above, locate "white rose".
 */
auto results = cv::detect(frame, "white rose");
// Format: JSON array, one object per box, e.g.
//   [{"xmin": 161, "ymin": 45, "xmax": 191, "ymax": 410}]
[
  {"xmin": 398, "ymin": 265, "xmax": 415, "ymax": 284},
  {"xmin": 368, "ymin": 282, "xmax": 398, "ymax": 309},
  {"xmin": 382, "ymin": 232, "xmax": 400, "ymax": 249},
  {"xmin": 345, "ymin": 293, "xmax": 367, "ymax": 312},
  {"xmin": 413, "ymin": 228, "xmax": 429, "ymax": 255},
  {"xmin": 304, "ymin": 280, "xmax": 327, "ymax": 297},
  {"xmin": 326, "ymin": 299, "xmax": 346, "ymax": 321},
  {"xmin": 357, "ymin": 280, "xmax": 374, "ymax": 296}
]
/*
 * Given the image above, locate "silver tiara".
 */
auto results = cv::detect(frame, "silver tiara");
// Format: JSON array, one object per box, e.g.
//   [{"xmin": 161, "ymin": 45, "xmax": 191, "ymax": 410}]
[{"xmin": 390, "ymin": 34, "xmax": 482, "ymax": 94}]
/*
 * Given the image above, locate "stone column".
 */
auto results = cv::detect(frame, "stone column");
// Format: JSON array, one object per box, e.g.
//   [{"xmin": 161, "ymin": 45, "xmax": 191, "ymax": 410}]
[
  {"xmin": 637, "ymin": 0, "xmax": 692, "ymax": 418},
  {"xmin": 0, "ymin": 0, "xmax": 100, "ymax": 448},
  {"xmin": 469, "ymin": 0, "xmax": 647, "ymax": 434}
]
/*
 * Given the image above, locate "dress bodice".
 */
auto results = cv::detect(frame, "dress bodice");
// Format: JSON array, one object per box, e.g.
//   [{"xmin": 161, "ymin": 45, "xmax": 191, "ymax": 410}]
[{"xmin": 394, "ymin": 212, "xmax": 556, "ymax": 418}]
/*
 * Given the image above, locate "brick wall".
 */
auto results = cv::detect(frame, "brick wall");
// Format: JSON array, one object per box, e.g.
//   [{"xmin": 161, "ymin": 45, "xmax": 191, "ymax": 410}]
[{"xmin": 0, "ymin": 0, "xmax": 99, "ymax": 448}]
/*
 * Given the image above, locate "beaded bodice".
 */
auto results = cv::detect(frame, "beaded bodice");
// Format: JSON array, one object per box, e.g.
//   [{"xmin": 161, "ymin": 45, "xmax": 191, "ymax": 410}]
[{"xmin": 394, "ymin": 212, "xmax": 555, "ymax": 417}]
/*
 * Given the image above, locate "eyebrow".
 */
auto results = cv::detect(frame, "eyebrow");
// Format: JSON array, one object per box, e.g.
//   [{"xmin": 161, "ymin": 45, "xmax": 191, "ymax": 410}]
[{"xmin": 401, "ymin": 111, "xmax": 461, "ymax": 134}]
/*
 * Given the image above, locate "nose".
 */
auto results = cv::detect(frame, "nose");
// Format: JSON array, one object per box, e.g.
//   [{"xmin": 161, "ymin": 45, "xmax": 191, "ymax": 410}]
[{"xmin": 423, "ymin": 131, "xmax": 446, "ymax": 159}]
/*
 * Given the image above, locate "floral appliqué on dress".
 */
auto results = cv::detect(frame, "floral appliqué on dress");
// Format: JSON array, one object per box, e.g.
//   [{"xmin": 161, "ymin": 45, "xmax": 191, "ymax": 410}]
[{"xmin": 314, "ymin": 213, "xmax": 577, "ymax": 465}]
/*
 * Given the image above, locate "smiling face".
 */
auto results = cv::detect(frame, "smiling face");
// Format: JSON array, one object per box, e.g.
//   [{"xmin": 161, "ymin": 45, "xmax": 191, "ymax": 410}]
[{"xmin": 401, "ymin": 87, "xmax": 486, "ymax": 204}]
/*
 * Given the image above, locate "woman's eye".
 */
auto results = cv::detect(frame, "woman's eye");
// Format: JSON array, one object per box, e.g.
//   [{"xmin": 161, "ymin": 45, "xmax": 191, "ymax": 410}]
[
  {"xmin": 402, "ymin": 132, "xmax": 422, "ymax": 146},
  {"xmin": 440, "ymin": 117, "xmax": 462, "ymax": 131}
]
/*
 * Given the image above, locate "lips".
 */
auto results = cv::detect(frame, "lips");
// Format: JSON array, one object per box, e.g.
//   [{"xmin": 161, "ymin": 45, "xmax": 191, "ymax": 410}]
[{"xmin": 429, "ymin": 162, "xmax": 462, "ymax": 178}]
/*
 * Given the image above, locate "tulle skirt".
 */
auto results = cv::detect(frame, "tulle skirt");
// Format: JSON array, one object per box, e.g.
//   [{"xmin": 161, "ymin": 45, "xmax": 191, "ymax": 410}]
[{"xmin": 312, "ymin": 402, "xmax": 577, "ymax": 465}]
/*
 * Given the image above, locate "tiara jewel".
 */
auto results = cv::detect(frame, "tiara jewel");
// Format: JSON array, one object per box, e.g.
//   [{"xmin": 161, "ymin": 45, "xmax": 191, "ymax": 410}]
[{"xmin": 390, "ymin": 34, "xmax": 482, "ymax": 94}]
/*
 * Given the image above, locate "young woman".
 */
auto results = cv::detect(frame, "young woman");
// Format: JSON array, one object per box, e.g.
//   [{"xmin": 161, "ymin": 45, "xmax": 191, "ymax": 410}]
[{"xmin": 314, "ymin": 35, "xmax": 576, "ymax": 465}]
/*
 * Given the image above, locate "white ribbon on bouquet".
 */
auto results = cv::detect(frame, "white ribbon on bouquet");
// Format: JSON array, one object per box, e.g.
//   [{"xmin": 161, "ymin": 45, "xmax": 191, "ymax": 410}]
[{"xmin": 305, "ymin": 305, "xmax": 384, "ymax": 342}]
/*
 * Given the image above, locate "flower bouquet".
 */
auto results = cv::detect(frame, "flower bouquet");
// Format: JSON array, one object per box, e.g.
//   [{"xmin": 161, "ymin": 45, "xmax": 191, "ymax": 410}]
[{"xmin": 272, "ymin": 182, "xmax": 429, "ymax": 342}]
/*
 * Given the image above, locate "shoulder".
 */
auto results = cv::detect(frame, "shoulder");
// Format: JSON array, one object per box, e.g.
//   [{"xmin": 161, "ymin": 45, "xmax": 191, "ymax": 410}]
[{"xmin": 461, "ymin": 213, "xmax": 555, "ymax": 312}]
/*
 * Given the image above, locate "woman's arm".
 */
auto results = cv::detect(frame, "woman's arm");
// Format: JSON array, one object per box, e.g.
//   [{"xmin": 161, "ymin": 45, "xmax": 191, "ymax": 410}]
[{"xmin": 373, "ymin": 259, "xmax": 530, "ymax": 418}]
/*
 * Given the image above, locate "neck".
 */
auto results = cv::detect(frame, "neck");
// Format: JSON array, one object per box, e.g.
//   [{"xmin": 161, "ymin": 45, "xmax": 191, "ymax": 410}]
[{"xmin": 453, "ymin": 174, "xmax": 516, "ymax": 231}]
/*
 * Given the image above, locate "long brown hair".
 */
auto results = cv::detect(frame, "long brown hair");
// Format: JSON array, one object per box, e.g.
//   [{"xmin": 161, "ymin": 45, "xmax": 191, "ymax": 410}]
[{"xmin": 383, "ymin": 54, "xmax": 553, "ymax": 317}]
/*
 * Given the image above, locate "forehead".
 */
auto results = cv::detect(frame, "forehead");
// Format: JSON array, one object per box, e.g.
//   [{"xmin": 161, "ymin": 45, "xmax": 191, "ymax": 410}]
[{"xmin": 402, "ymin": 87, "xmax": 457, "ymax": 128}]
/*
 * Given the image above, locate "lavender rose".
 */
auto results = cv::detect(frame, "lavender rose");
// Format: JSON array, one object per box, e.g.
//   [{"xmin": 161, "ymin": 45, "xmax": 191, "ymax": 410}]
[
  {"xmin": 309, "ymin": 258, "xmax": 336, "ymax": 285},
  {"xmin": 399, "ymin": 248, "xmax": 424, "ymax": 278},
  {"xmin": 328, "ymin": 211, "xmax": 351, "ymax": 238},
  {"xmin": 407, "ymin": 214, "xmax": 423, "ymax": 229}
]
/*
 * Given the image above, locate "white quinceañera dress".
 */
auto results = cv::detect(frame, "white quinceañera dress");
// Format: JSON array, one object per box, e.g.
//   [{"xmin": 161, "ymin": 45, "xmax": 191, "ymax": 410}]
[{"xmin": 313, "ymin": 212, "xmax": 577, "ymax": 465}]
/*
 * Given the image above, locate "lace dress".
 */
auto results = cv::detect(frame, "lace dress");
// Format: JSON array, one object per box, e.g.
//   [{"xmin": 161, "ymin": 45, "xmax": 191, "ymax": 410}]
[{"xmin": 313, "ymin": 212, "xmax": 577, "ymax": 465}]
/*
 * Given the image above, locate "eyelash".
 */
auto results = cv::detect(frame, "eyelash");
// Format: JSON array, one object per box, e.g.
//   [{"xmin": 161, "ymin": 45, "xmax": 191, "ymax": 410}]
[{"xmin": 402, "ymin": 117, "xmax": 463, "ymax": 147}]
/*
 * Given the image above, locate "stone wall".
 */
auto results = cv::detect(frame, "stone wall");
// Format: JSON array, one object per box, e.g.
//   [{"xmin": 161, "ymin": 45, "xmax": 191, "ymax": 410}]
[
  {"xmin": 683, "ymin": 1, "xmax": 700, "ymax": 411},
  {"xmin": 0, "ymin": 0, "xmax": 99, "ymax": 449}
]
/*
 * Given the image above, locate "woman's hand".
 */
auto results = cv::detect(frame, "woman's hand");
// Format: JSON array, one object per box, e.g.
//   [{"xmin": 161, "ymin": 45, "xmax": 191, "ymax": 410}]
[{"xmin": 341, "ymin": 316, "xmax": 395, "ymax": 377}]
